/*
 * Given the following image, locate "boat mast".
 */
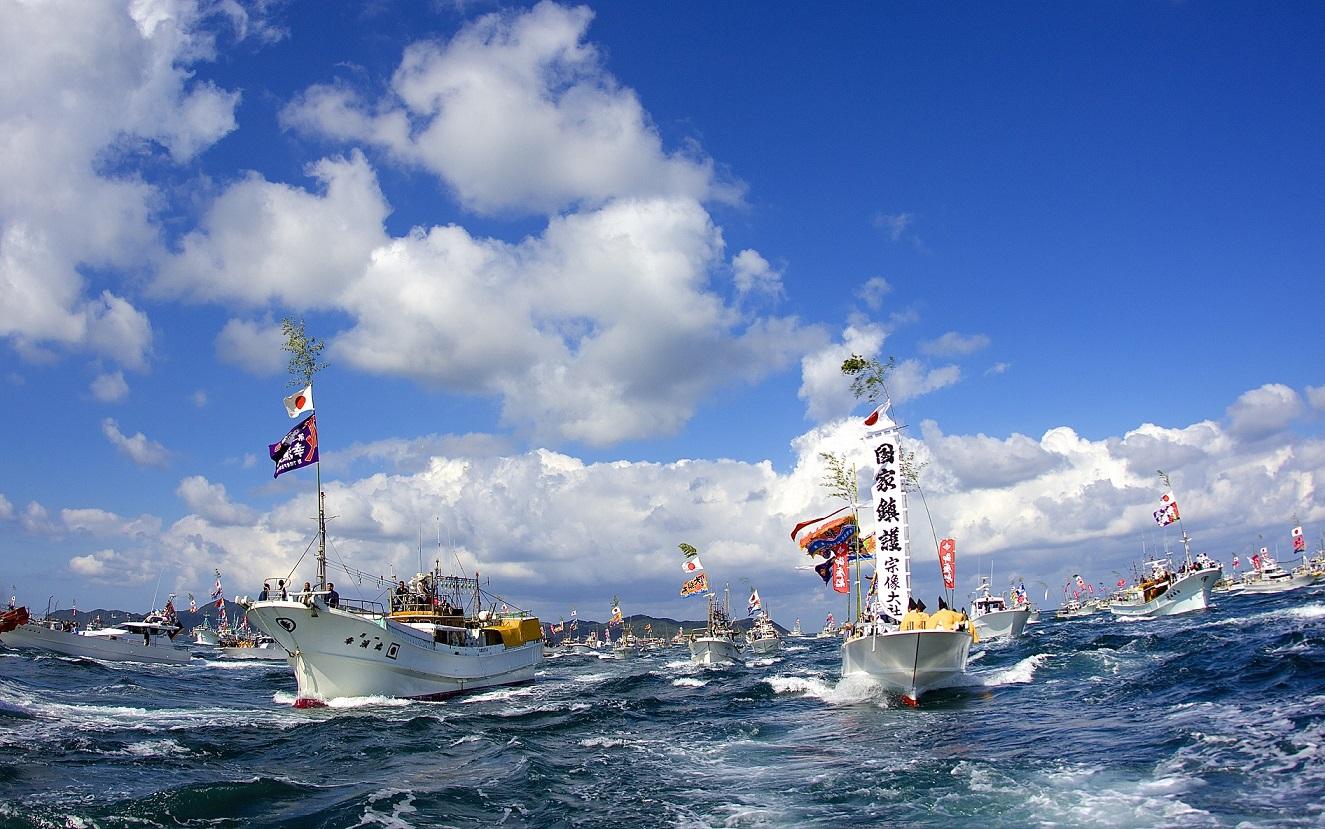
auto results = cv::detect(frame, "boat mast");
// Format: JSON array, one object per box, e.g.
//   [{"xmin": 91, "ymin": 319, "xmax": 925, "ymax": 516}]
[{"xmin": 1158, "ymin": 470, "xmax": 1193, "ymax": 569}]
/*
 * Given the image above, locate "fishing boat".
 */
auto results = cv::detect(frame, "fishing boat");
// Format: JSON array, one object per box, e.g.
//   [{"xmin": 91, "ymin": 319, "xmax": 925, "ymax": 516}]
[
  {"xmin": 1240, "ymin": 552, "xmax": 1315, "ymax": 594},
  {"xmin": 789, "ymin": 618, "xmax": 804, "ymax": 637},
  {"xmin": 968, "ymin": 577, "xmax": 1031, "ymax": 641},
  {"xmin": 1054, "ymin": 598, "xmax": 1098, "ymax": 620},
  {"xmin": 244, "ymin": 362, "xmax": 541, "ymax": 706},
  {"xmin": 612, "ymin": 627, "xmax": 641, "ymax": 659},
  {"xmin": 689, "ymin": 588, "xmax": 742, "ymax": 665},
  {"xmin": 670, "ymin": 627, "xmax": 688, "ymax": 647},
  {"xmin": 191, "ymin": 617, "xmax": 220, "ymax": 646},
  {"xmin": 247, "ymin": 571, "xmax": 542, "ymax": 706},
  {"xmin": 829, "ymin": 396, "xmax": 971, "ymax": 705},
  {"xmin": 216, "ymin": 622, "xmax": 288, "ymax": 661},
  {"xmin": 1110, "ymin": 478, "xmax": 1221, "ymax": 618},
  {"xmin": 815, "ymin": 614, "xmax": 836, "ymax": 639},
  {"xmin": 0, "ymin": 609, "xmax": 191, "ymax": 665},
  {"xmin": 744, "ymin": 588, "xmax": 781, "ymax": 655}
]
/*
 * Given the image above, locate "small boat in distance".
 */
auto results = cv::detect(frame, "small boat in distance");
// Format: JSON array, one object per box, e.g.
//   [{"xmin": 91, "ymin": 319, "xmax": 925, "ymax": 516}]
[
  {"xmin": 689, "ymin": 588, "xmax": 742, "ymax": 665},
  {"xmin": 1, "ymin": 606, "xmax": 191, "ymax": 665},
  {"xmin": 969, "ymin": 577, "xmax": 1031, "ymax": 641},
  {"xmin": 790, "ymin": 618, "xmax": 804, "ymax": 637},
  {"xmin": 1110, "ymin": 478, "xmax": 1221, "ymax": 618},
  {"xmin": 815, "ymin": 614, "xmax": 836, "ymax": 639}
]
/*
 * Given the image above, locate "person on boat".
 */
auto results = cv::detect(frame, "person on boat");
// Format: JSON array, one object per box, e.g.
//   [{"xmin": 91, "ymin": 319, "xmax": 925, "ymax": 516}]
[
  {"xmin": 326, "ymin": 583, "xmax": 339, "ymax": 608},
  {"xmin": 929, "ymin": 597, "xmax": 963, "ymax": 631},
  {"xmin": 394, "ymin": 580, "xmax": 408, "ymax": 611},
  {"xmin": 258, "ymin": 582, "xmax": 269, "ymax": 601},
  {"xmin": 277, "ymin": 579, "xmax": 288, "ymax": 600},
  {"xmin": 900, "ymin": 598, "xmax": 930, "ymax": 631}
]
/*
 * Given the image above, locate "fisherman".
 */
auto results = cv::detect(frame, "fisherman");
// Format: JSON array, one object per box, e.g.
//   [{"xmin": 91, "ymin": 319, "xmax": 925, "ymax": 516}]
[
  {"xmin": 326, "ymin": 582, "xmax": 339, "ymax": 609},
  {"xmin": 277, "ymin": 579, "xmax": 288, "ymax": 600},
  {"xmin": 258, "ymin": 582, "xmax": 269, "ymax": 601}
]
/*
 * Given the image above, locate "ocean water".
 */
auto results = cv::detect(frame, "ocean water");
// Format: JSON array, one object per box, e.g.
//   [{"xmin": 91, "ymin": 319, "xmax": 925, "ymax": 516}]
[{"xmin": 2, "ymin": 588, "xmax": 1324, "ymax": 828}]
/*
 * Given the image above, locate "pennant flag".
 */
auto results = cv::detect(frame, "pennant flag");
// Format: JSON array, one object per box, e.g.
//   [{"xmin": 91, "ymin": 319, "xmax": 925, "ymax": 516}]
[
  {"xmin": 747, "ymin": 589, "xmax": 762, "ymax": 616},
  {"xmin": 269, "ymin": 414, "xmax": 320, "ymax": 478},
  {"xmin": 680, "ymin": 572, "xmax": 709, "ymax": 596},
  {"xmin": 682, "ymin": 556, "xmax": 705, "ymax": 574},
  {"xmin": 283, "ymin": 384, "xmax": 314, "ymax": 418},
  {"xmin": 813, "ymin": 558, "xmax": 834, "ymax": 584},
  {"xmin": 790, "ymin": 506, "xmax": 850, "ymax": 542},
  {"xmin": 1153, "ymin": 491, "xmax": 1180, "ymax": 526},
  {"xmin": 938, "ymin": 537, "xmax": 956, "ymax": 589}
]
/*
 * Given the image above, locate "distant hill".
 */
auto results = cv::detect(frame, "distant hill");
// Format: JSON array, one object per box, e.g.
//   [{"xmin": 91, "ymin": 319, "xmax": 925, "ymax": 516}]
[
  {"xmin": 41, "ymin": 600, "xmax": 248, "ymax": 630},
  {"xmin": 544, "ymin": 613, "xmax": 787, "ymax": 643}
]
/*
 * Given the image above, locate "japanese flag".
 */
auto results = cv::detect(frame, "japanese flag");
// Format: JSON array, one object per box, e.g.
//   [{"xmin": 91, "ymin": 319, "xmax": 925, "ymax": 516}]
[
  {"xmin": 283, "ymin": 384, "xmax": 314, "ymax": 418},
  {"xmin": 681, "ymin": 556, "xmax": 705, "ymax": 574}
]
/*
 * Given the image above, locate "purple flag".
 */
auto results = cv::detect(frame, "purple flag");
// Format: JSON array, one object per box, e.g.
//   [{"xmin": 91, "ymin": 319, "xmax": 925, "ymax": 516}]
[{"xmin": 269, "ymin": 414, "xmax": 319, "ymax": 478}]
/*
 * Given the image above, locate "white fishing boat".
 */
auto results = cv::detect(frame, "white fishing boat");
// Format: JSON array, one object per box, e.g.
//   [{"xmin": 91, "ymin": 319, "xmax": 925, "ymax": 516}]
[
  {"xmin": 1110, "ymin": 477, "xmax": 1222, "ymax": 618},
  {"xmin": 745, "ymin": 615, "xmax": 781, "ymax": 656},
  {"xmin": 815, "ymin": 614, "xmax": 836, "ymax": 639},
  {"xmin": 968, "ymin": 577, "xmax": 1031, "ymax": 641},
  {"xmin": 1054, "ymin": 598, "xmax": 1097, "ymax": 620},
  {"xmin": 1109, "ymin": 556, "xmax": 1221, "ymax": 618},
  {"xmin": 789, "ymin": 618, "xmax": 804, "ymax": 637},
  {"xmin": 689, "ymin": 590, "xmax": 742, "ymax": 665},
  {"xmin": 744, "ymin": 588, "xmax": 781, "ymax": 656},
  {"xmin": 835, "ymin": 395, "xmax": 971, "ymax": 705},
  {"xmin": 247, "ymin": 574, "xmax": 542, "ymax": 707},
  {"xmin": 1240, "ymin": 553, "xmax": 1314, "ymax": 594},
  {"xmin": 191, "ymin": 621, "xmax": 220, "ymax": 646},
  {"xmin": 612, "ymin": 627, "xmax": 641, "ymax": 659},
  {"xmin": 0, "ymin": 610, "xmax": 191, "ymax": 665},
  {"xmin": 245, "ymin": 358, "xmax": 543, "ymax": 706}
]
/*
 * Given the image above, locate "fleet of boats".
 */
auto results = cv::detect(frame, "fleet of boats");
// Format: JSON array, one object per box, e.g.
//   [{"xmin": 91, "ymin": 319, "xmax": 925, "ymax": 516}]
[{"xmin": 4, "ymin": 360, "xmax": 1321, "ymax": 711}]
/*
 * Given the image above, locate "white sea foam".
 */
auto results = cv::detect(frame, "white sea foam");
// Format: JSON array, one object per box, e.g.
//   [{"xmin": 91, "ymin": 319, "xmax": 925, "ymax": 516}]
[
  {"xmin": 352, "ymin": 788, "xmax": 418, "ymax": 829},
  {"xmin": 573, "ymin": 673, "xmax": 611, "ymax": 684},
  {"xmin": 672, "ymin": 677, "xmax": 707, "ymax": 688},
  {"xmin": 116, "ymin": 738, "xmax": 191, "ymax": 758},
  {"xmin": 459, "ymin": 686, "xmax": 535, "ymax": 704},
  {"xmin": 579, "ymin": 736, "xmax": 628, "ymax": 749},
  {"xmin": 326, "ymin": 695, "xmax": 414, "ymax": 709},
  {"xmin": 968, "ymin": 653, "xmax": 1050, "ymax": 687},
  {"xmin": 763, "ymin": 673, "xmax": 888, "ymax": 706},
  {"xmin": 745, "ymin": 656, "xmax": 781, "ymax": 668}
]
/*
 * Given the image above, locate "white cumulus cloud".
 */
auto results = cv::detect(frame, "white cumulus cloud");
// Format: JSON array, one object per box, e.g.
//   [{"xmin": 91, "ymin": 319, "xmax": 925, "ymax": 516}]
[{"xmin": 101, "ymin": 418, "xmax": 170, "ymax": 468}]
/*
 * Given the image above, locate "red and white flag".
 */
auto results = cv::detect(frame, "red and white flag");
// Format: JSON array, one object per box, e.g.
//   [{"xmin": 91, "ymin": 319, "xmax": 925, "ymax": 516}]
[
  {"xmin": 831, "ymin": 551, "xmax": 850, "ymax": 594},
  {"xmin": 283, "ymin": 384, "xmax": 315, "ymax": 418},
  {"xmin": 681, "ymin": 556, "xmax": 705, "ymax": 574},
  {"xmin": 1293, "ymin": 525, "xmax": 1305, "ymax": 553},
  {"xmin": 938, "ymin": 538, "xmax": 956, "ymax": 589}
]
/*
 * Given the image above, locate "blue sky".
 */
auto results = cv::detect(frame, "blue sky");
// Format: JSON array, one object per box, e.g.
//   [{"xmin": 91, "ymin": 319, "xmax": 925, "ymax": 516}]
[{"xmin": 2, "ymin": 0, "xmax": 1323, "ymax": 625}]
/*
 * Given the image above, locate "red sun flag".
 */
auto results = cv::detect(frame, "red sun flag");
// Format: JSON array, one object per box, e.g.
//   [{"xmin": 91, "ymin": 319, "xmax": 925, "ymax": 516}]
[{"xmin": 863, "ymin": 399, "xmax": 891, "ymax": 427}]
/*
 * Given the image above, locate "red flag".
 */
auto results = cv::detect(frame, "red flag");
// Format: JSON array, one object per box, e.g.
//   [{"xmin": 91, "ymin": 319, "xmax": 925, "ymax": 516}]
[
  {"xmin": 938, "ymin": 537, "xmax": 956, "ymax": 589},
  {"xmin": 863, "ymin": 399, "xmax": 891, "ymax": 427},
  {"xmin": 790, "ymin": 506, "xmax": 850, "ymax": 541},
  {"xmin": 831, "ymin": 551, "xmax": 850, "ymax": 593}
]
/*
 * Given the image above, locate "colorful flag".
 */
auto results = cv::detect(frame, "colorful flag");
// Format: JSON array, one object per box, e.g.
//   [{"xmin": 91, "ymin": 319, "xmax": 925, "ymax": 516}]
[
  {"xmin": 813, "ymin": 558, "xmax": 833, "ymax": 584},
  {"xmin": 609, "ymin": 603, "xmax": 622, "ymax": 625},
  {"xmin": 1252, "ymin": 553, "xmax": 1262, "ymax": 570},
  {"xmin": 283, "ymin": 384, "xmax": 314, "ymax": 418},
  {"xmin": 790, "ymin": 506, "xmax": 850, "ymax": 542},
  {"xmin": 832, "ymin": 551, "xmax": 850, "ymax": 593},
  {"xmin": 1293, "ymin": 525, "xmax": 1305, "ymax": 553},
  {"xmin": 569, "ymin": 609, "xmax": 578, "ymax": 632},
  {"xmin": 188, "ymin": 592, "xmax": 197, "ymax": 614},
  {"xmin": 680, "ymin": 573, "xmax": 709, "ymax": 596},
  {"xmin": 797, "ymin": 515, "xmax": 858, "ymax": 557},
  {"xmin": 1117, "ymin": 578, "xmax": 1126, "ymax": 587},
  {"xmin": 938, "ymin": 537, "xmax": 956, "ymax": 589},
  {"xmin": 269, "ymin": 414, "xmax": 319, "ymax": 478},
  {"xmin": 1153, "ymin": 491, "xmax": 1179, "ymax": 526},
  {"xmin": 747, "ymin": 589, "xmax": 762, "ymax": 616},
  {"xmin": 682, "ymin": 556, "xmax": 705, "ymax": 574},
  {"xmin": 1232, "ymin": 555, "xmax": 1239, "ymax": 568}
]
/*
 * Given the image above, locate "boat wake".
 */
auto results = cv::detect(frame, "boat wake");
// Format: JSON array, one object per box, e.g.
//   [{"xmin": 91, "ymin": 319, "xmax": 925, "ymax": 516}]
[{"xmin": 763, "ymin": 673, "xmax": 892, "ymax": 706}]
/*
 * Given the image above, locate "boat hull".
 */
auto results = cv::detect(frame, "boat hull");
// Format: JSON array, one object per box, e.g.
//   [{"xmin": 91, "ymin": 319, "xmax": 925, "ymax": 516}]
[
  {"xmin": 1, "ymin": 624, "xmax": 192, "ymax": 664},
  {"xmin": 193, "ymin": 629, "xmax": 220, "ymax": 646},
  {"xmin": 840, "ymin": 629, "xmax": 971, "ymax": 704},
  {"xmin": 246, "ymin": 600, "xmax": 541, "ymax": 704},
  {"xmin": 689, "ymin": 636, "xmax": 741, "ymax": 665},
  {"xmin": 972, "ymin": 608, "xmax": 1032, "ymax": 641},
  {"xmin": 746, "ymin": 635, "xmax": 781, "ymax": 655},
  {"xmin": 1109, "ymin": 567, "xmax": 1220, "ymax": 618}
]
